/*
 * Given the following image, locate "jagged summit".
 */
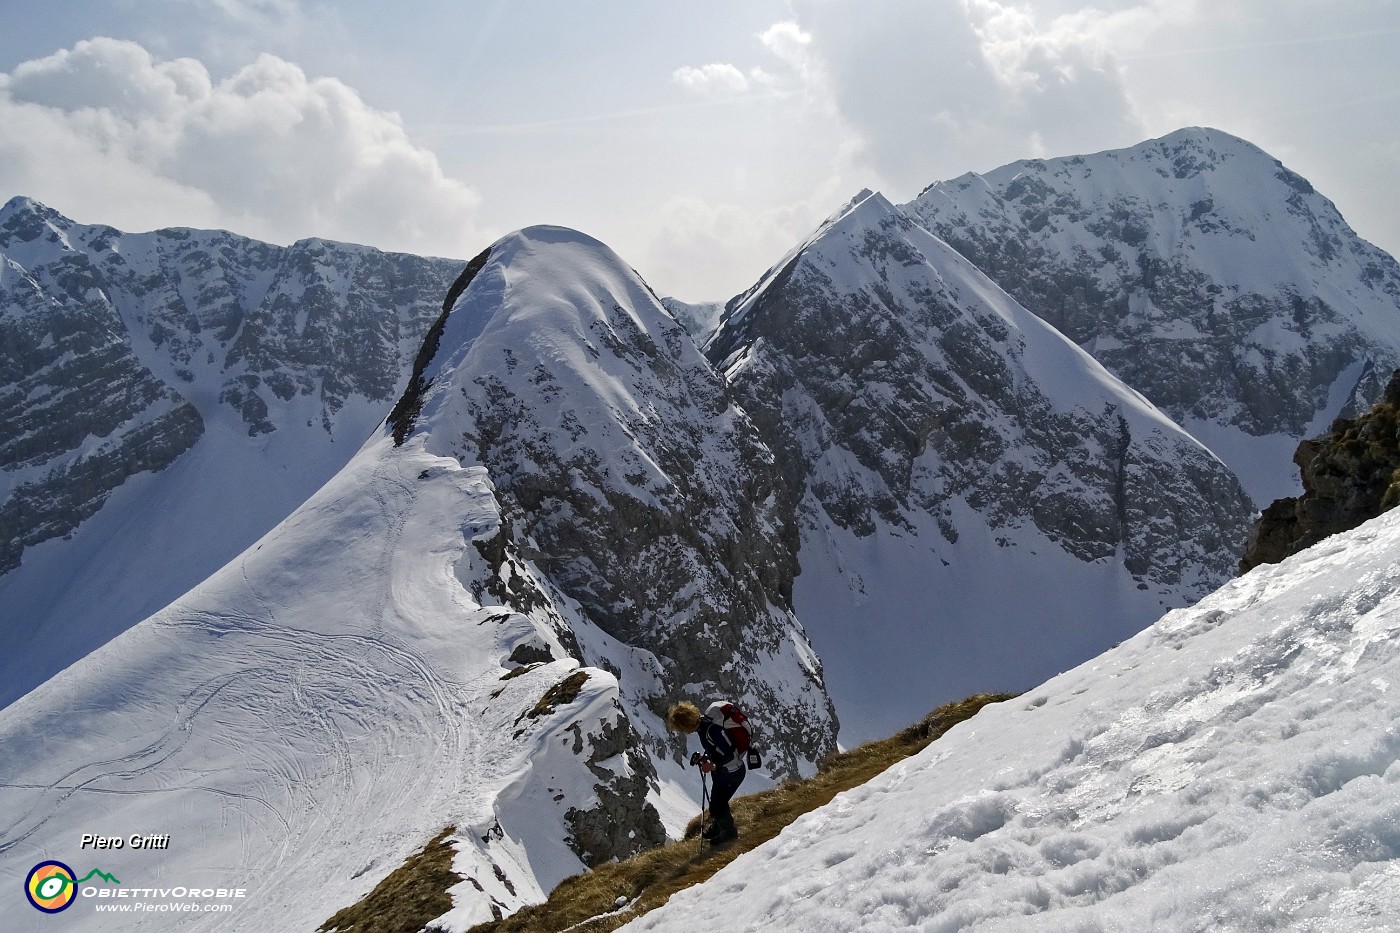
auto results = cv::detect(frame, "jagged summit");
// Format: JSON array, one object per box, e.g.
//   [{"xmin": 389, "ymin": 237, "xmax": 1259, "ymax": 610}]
[
  {"xmin": 710, "ymin": 188, "xmax": 890, "ymax": 341},
  {"xmin": 0, "ymin": 194, "xmax": 63, "ymax": 223},
  {"xmin": 0, "ymin": 196, "xmax": 80, "ymax": 258},
  {"xmin": 907, "ymin": 128, "xmax": 1400, "ymax": 505}
]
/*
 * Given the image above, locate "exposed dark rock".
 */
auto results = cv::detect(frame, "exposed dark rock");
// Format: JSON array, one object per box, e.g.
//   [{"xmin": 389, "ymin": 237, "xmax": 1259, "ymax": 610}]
[
  {"xmin": 425, "ymin": 229, "xmax": 838, "ymax": 780},
  {"xmin": 1, "ymin": 196, "xmax": 462, "ymax": 575},
  {"xmin": 709, "ymin": 192, "xmax": 1253, "ymax": 594},
  {"xmin": 1240, "ymin": 370, "xmax": 1400, "ymax": 571},
  {"xmin": 563, "ymin": 706, "xmax": 666, "ymax": 866},
  {"xmin": 388, "ymin": 246, "xmax": 492, "ymax": 445}
]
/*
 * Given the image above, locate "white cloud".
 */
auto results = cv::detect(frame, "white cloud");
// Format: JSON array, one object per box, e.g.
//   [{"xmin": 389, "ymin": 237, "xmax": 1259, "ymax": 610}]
[
  {"xmin": 672, "ymin": 63, "xmax": 752, "ymax": 96},
  {"xmin": 0, "ymin": 38, "xmax": 480, "ymax": 258},
  {"xmin": 763, "ymin": 0, "xmax": 1144, "ymax": 194}
]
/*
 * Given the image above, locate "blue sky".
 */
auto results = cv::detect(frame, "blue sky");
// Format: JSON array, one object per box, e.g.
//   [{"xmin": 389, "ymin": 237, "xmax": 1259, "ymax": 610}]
[{"xmin": 2, "ymin": 1, "xmax": 1397, "ymax": 299}]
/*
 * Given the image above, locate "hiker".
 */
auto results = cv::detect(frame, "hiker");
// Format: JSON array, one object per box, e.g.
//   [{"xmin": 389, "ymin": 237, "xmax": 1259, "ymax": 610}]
[{"xmin": 667, "ymin": 700, "xmax": 749, "ymax": 845}]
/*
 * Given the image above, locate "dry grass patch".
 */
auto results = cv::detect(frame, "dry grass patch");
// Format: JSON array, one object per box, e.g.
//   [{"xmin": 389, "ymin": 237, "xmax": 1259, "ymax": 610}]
[
  {"xmin": 320, "ymin": 826, "xmax": 461, "ymax": 933},
  {"xmin": 469, "ymin": 692, "xmax": 1013, "ymax": 933},
  {"xmin": 526, "ymin": 670, "xmax": 591, "ymax": 721}
]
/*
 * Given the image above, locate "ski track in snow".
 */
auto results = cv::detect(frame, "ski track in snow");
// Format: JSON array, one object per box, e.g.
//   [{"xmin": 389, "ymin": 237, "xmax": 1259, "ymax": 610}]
[{"xmin": 0, "ymin": 442, "xmax": 534, "ymax": 932}]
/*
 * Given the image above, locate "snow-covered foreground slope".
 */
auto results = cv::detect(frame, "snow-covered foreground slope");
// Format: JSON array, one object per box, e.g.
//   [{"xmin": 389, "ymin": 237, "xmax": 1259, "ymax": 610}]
[
  {"xmin": 0, "ymin": 430, "xmax": 658, "ymax": 931},
  {"xmin": 709, "ymin": 190, "xmax": 1253, "ymax": 740},
  {"xmin": 626, "ymin": 509, "xmax": 1400, "ymax": 932}
]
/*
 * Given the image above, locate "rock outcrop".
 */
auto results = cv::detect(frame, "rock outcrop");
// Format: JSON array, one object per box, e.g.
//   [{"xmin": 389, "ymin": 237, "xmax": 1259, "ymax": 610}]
[
  {"xmin": 1240, "ymin": 370, "xmax": 1400, "ymax": 571},
  {"xmin": 707, "ymin": 190, "xmax": 1256, "ymax": 738}
]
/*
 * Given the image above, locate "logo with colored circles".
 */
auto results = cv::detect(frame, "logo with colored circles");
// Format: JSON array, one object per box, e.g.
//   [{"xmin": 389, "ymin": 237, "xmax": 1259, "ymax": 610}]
[
  {"xmin": 24, "ymin": 862, "xmax": 121, "ymax": 913},
  {"xmin": 25, "ymin": 861, "xmax": 78, "ymax": 913}
]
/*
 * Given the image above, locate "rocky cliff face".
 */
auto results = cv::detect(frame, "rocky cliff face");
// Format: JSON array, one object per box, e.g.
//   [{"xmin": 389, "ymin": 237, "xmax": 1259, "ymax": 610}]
[
  {"xmin": 0, "ymin": 197, "xmax": 460, "ymax": 572},
  {"xmin": 1240, "ymin": 369, "xmax": 1400, "ymax": 572},
  {"xmin": 0, "ymin": 196, "xmax": 462, "ymax": 706},
  {"xmin": 709, "ymin": 190, "xmax": 1256, "ymax": 738},
  {"xmin": 399, "ymin": 225, "xmax": 838, "ymax": 780},
  {"xmin": 906, "ymin": 128, "xmax": 1400, "ymax": 505}
]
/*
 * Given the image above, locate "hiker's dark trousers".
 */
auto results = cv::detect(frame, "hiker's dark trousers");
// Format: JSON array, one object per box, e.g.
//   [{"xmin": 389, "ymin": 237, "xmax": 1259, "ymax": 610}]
[{"xmin": 709, "ymin": 764, "xmax": 746, "ymax": 832}]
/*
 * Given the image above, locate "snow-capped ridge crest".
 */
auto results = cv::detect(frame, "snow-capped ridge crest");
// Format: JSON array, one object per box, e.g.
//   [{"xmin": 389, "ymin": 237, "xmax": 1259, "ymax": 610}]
[
  {"xmin": 707, "ymin": 188, "xmax": 915, "ymax": 351},
  {"xmin": 379, "ymin": 216, "xmax": 838, "ymax": 780},
  {"xmin": 402, "ymin": 223, "xmax": 685, "ymax": 435},
  {"xmin": 703, "ymin": 173, "xmax": 1255, "ymax": 736}
]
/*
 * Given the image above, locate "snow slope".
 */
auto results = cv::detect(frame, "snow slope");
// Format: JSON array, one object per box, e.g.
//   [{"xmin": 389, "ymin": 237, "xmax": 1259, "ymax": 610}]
[
  {"xmin": 0, "ymin": 224, "xmax": 838, "ymax": 931},
  {"xmin": 0, "ymin": 198, "xmax": 460, "ymax": 709},
  {"xmin": 0, "ymin": 428, "xmax": 655, "ymax": 931},
  {"xmin": 625, "ymin": 508, "xmax": 1400, "ymax": 932}
]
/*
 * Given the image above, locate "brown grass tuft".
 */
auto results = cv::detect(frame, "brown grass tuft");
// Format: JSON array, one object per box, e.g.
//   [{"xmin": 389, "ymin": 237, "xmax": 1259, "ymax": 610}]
[
  {"xmin": 526, "ymin": 670, "xmax": 591, "ymax": 720},
  {"xmin": 319, "ymin": 826, "xmax": 461, "ymax": 933}
]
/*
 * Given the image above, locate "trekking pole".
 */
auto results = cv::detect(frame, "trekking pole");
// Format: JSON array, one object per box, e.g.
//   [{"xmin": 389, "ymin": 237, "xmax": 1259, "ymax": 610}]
[{"xmin": 700, "ymin": 770, "xmax": 709, "ymax": 850}]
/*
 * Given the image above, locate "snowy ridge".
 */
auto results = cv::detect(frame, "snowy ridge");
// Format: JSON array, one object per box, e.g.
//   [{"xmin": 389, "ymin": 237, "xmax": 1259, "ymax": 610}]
[
  {"xmin": 0, "ymin": 431, "xmax": 649, "ymax": 930},
  {"xmin": 626, "ymin": 507, "xmax": 1400, "ymax": 932},
  {"xmin": 907, "ymin": 127, "xmax": 1400, "ymax": 505},
  {"xmin": 6, "ymin": 125, "xmax": 1399, "ymax": 928},
  {"xmin": 0, "ymin": 218, "xmax": 838, "ymax": 930},
  {"xmin": 707, "ymin": 188, "xmax": 1254, "ymax": 739}
]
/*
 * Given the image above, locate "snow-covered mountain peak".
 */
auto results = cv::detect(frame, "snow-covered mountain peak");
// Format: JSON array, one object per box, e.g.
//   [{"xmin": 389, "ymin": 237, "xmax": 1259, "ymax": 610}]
[
  {"xmin": 709, "ymin": 188, "xmax": 904, "ymax": 342},
  {"xmin": 0, "ymin": 194, "xmax": 65, "ymax": 228},
  {"xmin": 0, "ymin": 195, "xmax": 81, "ymax": 259},
  {"xmin": 906, "ymin": 129, "xmax": 1400, "ymax": 506},
  {"xmin": 387, "ymin": 222, "xmax": 838, "ymax": 777},
  {"xmin": 704, "ymin": 188, "xmax": 1254, "ymax": 738},
  {"xmin": 451, "ymin": 224, "xmax": 670, "ymax": 345},
  {"xmin": 403, "ymin": 224, "xmax": 717, "ymax": 455}
]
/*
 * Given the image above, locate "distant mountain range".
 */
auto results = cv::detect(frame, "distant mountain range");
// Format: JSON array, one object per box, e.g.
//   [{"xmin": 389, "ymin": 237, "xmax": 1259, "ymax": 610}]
[
  {"xmin": 0, "ymin": 197, "xmax": 459, "ymax": 705},
  {"xmin": 3, "ymin": 127, "xmax": 1399, "ymax": 929}
]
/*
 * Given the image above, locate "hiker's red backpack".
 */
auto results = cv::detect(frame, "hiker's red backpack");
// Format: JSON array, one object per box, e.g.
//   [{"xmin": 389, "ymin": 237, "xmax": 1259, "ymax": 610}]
[{"xmin": 705, "ymin": 701, "xmax": 760, "ymax": 766}]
